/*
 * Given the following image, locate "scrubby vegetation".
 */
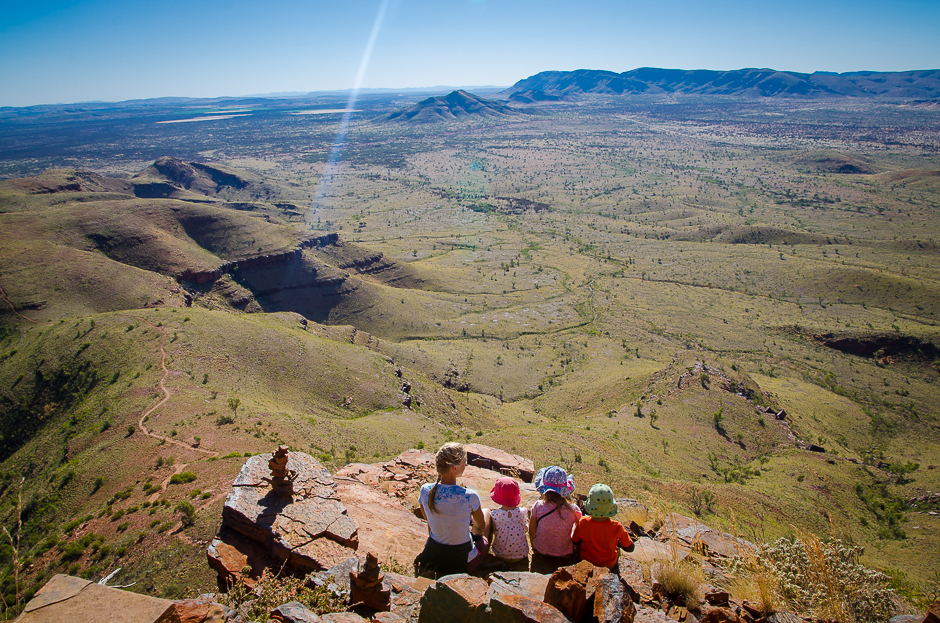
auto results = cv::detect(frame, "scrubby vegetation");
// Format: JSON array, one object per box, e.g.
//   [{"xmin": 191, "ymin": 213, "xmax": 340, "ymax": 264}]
[{"xmin": 0, "ymin": 92, "xmax": 937, "ymax": 611}]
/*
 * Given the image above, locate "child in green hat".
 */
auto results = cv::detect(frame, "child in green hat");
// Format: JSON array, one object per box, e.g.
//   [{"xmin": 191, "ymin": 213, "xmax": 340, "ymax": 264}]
[{"xmin": 571, "ymin": 483, "xmax": 634, "ymax": 570}]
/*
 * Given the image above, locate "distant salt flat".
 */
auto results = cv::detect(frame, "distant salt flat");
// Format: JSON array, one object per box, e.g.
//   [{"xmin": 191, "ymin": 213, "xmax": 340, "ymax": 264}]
[
  {"xmin": 289, "ymin": 109, "xmax": 356, "ymax": 115},
  {"xmin": 157, "ymin": 114, "xmax": 252, "ymax": 124}
]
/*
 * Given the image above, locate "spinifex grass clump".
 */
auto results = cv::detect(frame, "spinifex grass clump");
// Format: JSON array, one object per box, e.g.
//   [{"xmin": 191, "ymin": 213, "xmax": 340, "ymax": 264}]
[
  {"xmin": 727, "ymin": 534, "xmax": 896, "ymax": 623},
  {"xmin": 220, "ymin": 570, "xmax": 345, "ymax": 621},
  {"xmin": 652, "ymin": 559, "xmax": 703, "ymax": 607}
]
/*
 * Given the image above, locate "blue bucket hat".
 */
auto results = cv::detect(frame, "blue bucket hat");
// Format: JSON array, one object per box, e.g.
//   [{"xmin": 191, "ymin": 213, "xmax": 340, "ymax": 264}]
[{"xmin": 534, "ymin": 466, "xmax": 575, "ymax": 498}]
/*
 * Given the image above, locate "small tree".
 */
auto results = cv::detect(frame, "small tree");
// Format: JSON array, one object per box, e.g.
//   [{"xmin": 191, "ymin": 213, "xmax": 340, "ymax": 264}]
[
  {"xmin": 690, "ymin": 486, "xmax": 704, "ymax": 515},
  {"xmin": 649, "ymin": 410, "xmax": 659, "ymax": 428},
  {"xmin": 227, "ymin": 397, "xmax": 240, "ymax": 419},
  {"xmin": 886, "ymin": 461, "xmax": 919, "ymax": 485},
  {"xmin": 175, "ymin": 501, "xmax": 196, "ymax": 528}
]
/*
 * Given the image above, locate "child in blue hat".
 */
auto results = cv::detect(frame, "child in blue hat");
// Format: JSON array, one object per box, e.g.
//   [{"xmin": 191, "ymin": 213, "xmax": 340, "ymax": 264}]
[{"xmin": 529, "ymin": 466, "xmax": 581, "ymax": 573}]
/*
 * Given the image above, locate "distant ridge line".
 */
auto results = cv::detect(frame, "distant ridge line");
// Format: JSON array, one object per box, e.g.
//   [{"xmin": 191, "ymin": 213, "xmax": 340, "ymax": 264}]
[{"xmin": 503, "ymin": 67, "xmax": 940, "ymax": 100}]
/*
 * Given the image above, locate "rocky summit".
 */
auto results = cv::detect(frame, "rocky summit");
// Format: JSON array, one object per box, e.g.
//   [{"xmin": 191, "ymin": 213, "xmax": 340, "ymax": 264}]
[{"xmin": 15, "ymin": 445, "xmax": 936, "ymax": 622}]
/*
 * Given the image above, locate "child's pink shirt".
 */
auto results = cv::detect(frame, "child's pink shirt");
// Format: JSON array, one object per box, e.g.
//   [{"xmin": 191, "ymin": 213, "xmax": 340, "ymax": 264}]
[{"xmin": 531, "ymin": 499, "xmax": 581, "ymax": 557}]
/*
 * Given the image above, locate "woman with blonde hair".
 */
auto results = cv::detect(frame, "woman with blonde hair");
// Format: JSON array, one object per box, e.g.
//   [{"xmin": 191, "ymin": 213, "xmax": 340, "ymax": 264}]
[{"xmin": 414, "ymin": 442, "xmax": 490, "ymax": 577}]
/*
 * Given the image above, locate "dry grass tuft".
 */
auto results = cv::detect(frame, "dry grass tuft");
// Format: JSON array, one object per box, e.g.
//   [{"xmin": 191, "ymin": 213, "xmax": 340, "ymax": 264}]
[
  {"xmin": 652, "ymin": 560, "xmax": 703, "ymax": 607},
  {"xmin": 724, "ymin": 557, "xmax": 779, "ymax": 616},
  {"xmin": 618, "ymin": 503, "xmax": 649, "ymax": 529}
]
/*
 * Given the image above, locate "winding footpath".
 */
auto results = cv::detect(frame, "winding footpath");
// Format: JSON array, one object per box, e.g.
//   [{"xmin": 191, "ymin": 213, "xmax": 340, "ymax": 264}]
[
  {"xmin": 135, "ymin": 316, "xmax": 218, "ymax": 458},
  {"xmin": 133, "ymin": 315, "xmax": 226, "ymax": 534},
  {"xmin": 0, "ymin": 284, "xmax": 40, "ymax": 324}
]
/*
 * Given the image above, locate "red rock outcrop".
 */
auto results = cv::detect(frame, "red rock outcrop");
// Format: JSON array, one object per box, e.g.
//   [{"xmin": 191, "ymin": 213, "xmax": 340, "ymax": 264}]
[{"xmin": 209, "ymin": 450, "xmax": 358, "ymax": 587}]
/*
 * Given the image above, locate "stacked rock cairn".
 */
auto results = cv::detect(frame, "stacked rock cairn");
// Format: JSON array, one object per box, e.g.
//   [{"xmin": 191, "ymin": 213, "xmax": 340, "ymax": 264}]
[{"xmin": 265, "ymin": 445, "xmax": 295, "ymax": 496}]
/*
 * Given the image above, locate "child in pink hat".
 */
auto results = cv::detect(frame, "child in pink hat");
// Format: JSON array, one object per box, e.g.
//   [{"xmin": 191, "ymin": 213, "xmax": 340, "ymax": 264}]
[{"xmin": 484, "ymin": 476, "xmax": 529, "ymax": 568}]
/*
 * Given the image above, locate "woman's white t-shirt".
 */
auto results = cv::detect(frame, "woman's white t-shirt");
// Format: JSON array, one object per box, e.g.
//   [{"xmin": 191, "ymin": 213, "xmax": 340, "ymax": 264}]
[{"xmin": 419, "ymin": 482, "xmax": 481, "ymax": 545}]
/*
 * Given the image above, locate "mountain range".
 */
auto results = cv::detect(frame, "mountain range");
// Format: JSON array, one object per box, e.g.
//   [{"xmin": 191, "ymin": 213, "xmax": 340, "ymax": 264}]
[{"xmin": 505, "ymin": 67, "xmax": 940, "ymax": 100}]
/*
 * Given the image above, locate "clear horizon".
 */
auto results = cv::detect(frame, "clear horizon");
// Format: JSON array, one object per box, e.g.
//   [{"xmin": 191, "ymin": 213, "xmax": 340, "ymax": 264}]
[{"xmin": 2, "ymin": 0, "xmax": 939, "ymax": 108}]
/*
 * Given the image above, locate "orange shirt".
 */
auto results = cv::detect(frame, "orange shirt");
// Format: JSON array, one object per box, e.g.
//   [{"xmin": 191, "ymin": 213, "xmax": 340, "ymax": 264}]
[{"xmin": 571, "ymin": 516, "xmax": 633, "ymax": 568}]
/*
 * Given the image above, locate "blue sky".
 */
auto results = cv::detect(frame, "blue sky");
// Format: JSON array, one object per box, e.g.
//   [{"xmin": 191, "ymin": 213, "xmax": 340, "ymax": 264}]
[{"xmin": 1, "ymin": 0, "xmax": 938, "ymax": 107}]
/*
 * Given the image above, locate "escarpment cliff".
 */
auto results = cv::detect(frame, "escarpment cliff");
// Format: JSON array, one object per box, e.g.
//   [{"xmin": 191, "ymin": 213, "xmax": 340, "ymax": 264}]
[{"xmin": 178, "ymin": 233, "xmax": 439, "ymax": 325}]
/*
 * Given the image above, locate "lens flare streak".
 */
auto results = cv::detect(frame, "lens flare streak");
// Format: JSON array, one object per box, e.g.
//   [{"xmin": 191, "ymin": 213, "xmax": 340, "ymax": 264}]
[{"xmin": 310, "ymin": 0, "xmax": 390, "ymax": 221}]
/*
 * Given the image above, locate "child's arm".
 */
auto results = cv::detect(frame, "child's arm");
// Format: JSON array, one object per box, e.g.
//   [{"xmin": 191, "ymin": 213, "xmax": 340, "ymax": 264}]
[
  {"xmin": 471, "ymin": 506, "xmax": 486, "ymax": 535},
  {"xmin": 528, "ymin": 509, "xmax": 539, "ymax": 544},
  {"xmin": 618, "ymin": 524, "xmax": 635, "ymax": 553}
]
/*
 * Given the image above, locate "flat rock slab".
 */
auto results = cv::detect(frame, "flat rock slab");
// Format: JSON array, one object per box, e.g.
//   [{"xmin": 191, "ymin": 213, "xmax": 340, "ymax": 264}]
[
  {"xmin": 655, "ymin": 513, "xmax": 753, "ymax": 558},
  {"xmin": 464, "ymin": 444, "xmax": 534, "ymax": 483},
  {"xmin": 16, "ymin": 574, "xmax": 173, "ymax": 623},
  {"xmin": 334, "ymin": 474, "xmax": 429, "ymax": 567},
  {"xmin": 630, "ymin": 538, "xmax": 677, "ymax": 564},
  {"xmin": 221, "ymin": 452, "xmax": 358, "ymax": 574},
  {"xmin": 486, "ymin": 572, "xmax": 549, "ymax": 602}
]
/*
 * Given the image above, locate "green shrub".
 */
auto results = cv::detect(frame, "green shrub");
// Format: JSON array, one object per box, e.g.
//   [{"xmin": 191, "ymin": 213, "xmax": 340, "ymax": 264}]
[
  {"xmin": 169, "ymin": 472, "xmax": 197, "ymax": 485},
  {"xmin": 175, "ymin": 501, "xmax": 196, "ymax": 528}
]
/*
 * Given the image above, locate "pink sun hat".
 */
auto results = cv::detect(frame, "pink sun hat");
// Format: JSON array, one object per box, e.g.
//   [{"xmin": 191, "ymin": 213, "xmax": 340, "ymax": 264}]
[{"xmin": 490, "ymin": 476, "xmax": 521, "ymax": 507}]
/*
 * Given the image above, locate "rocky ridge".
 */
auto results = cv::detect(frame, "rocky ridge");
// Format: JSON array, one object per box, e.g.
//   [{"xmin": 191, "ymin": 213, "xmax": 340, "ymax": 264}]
[{"xmin": 18, "ymin": 445, "xmax": 930, "ymax": 623}]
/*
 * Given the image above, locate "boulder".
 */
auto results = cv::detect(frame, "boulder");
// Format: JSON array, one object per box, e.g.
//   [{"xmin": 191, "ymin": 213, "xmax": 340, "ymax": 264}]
[
  {"xmin": 217, "ymin": 451, "xmax": 358, "ymax": 578},
  {"xmin": 486, "ymin": 572, "xmax": 550, "ymax": 602},
  {"xmin": 616, "ymin": 557, "xmax": 648, "ymax": 604},
  {"xmin": 593, "ymin": 574, "xmax": 637, "ymax": 623},
  {"xmin": 762, "ymin": 612, "xmax": 802, "ymax": 623},
  {"xmin": 418, "ymin": 574, "xmax": 489, "ymax": 623},
  {"xmin": 464, "ymin": 444, "xmax": 535, "ymax": 483},
  {"xmin": 629, "ymin": 521, "xmax": 647, "ymax": 539},
  {"xmin": 320, "ymin": 613, "xmax": 369, "ymax": 623},
  {"xmin": 484, "ymin": 591, "xmax": 571, "ymax": 623},
  {"xmin": 270, "ymin": 602, "xmax": 323, "ymax": 622},
  {"xmin": 703, "ymin": 591, "xmax": 729, "ymax": 606},
  {"xmin": 207, "ymin": 535, "xmax": 254, "ymax": 588},
  {"xmin": 306, "ymin": 556, "xmax": 360, "ymax": 597},
  {"xmin": 636, "ymin": 605, "xmax": 678, "ymax": 623},
  {"xmin": 698, "ymin": 607, "xmax": 742, "ymax": 623},
  {"xmin": 160, "ymin": 596, "xmax": 245, "ymax": 622},
  {"xmin": 924, "ymin": 602, "xmax": 940, "ymax": 623},
  {"xmin": 544, "ymin": 560, "xmax": 608, "ymax": 623},
  {"xmin": 334, "ymin": 465, "xmax": 429, "ymax": 567},
  {"xmin": 655, "ymin": 514, "xmax": 753, "ymax": 559}
]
